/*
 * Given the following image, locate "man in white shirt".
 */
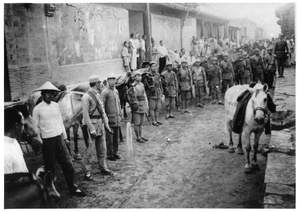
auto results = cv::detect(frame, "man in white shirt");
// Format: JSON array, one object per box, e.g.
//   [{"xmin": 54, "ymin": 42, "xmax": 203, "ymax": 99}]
[
  {"xmin": 32, "ymin": 81, "xmax": 86, "ymax": 197},
  {"xmin": 157, "ymin": 40, "xmax": 169, "ymax": 73},
  {"xmin": 4, "ymin": 107, "xmax": 29, "ymax": 174}
]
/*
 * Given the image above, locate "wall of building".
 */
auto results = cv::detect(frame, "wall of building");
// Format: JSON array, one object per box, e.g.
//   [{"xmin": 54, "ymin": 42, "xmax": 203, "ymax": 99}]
[
  {"xmin": 150, "ymin": 14, "xmax": 181, "ymax": 51},
  {"xmin": 4, "ymin": 3, "xmax": 128, "ymax": 101},
  {"xmin": 181, "ymin": 17, "xmax": 197, "ymax": 54}
]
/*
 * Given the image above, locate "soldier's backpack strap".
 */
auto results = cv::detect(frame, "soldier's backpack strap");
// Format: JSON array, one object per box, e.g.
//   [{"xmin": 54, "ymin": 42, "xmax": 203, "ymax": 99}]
[{"xmin": 87, "ymin": 90, "xmax": 104, "ymax": 119}]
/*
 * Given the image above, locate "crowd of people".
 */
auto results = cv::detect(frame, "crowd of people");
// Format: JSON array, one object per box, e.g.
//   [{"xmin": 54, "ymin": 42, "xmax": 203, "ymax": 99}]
[{"xmin": 4, "ymin": 31, "xmax": 294, "ymax": 199}]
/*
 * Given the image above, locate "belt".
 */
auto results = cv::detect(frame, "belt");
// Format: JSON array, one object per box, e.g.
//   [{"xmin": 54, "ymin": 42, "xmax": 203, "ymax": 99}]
[{"xmin": 90, "ymin": 115, "xmax": 101, "ymax": 119}]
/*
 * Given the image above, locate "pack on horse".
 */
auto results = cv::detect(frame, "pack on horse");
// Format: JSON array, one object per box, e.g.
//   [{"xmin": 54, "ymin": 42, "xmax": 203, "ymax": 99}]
[
  {"xmin": 225, "ymin": 82, "xmax": 269, "ymax": 173},
  {"xmin": 4, "ymin": 171, "xmax": 60, "ymax": 208},
  {"xmin": 27, "ymin": 88, "xmax": 85, "ymax": 159}
]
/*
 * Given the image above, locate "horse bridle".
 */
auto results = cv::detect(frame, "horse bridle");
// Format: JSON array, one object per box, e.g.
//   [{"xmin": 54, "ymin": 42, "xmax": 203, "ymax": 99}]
[{"xmin": 253, "ymin": 107, "xmax": 267, "ymax": 117}]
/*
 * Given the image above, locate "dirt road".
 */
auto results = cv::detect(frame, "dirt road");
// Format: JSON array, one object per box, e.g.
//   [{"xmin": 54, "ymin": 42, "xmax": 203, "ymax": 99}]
[{"xmin": 25, "ymin": 98, "xmax": 268, "ymax": 208}]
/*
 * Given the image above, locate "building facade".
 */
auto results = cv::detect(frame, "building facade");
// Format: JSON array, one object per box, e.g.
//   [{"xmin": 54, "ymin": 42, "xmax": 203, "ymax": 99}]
[{"xmin": 275, "ymin": 3, "xmax": 295, "ymax": 39}]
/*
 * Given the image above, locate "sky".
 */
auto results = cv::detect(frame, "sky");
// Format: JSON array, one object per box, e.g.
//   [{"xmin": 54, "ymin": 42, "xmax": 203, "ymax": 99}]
[{"xmin": 198, "ymin": 3, "xmax": 287, "ymax": 39}]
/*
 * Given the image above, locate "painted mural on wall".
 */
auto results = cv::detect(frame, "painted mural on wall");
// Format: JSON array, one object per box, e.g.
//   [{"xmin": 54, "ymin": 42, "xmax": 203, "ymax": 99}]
[
  {"xmin": 151, "ymin": 14, "xmax": 181, "ymax": 51},
  {"xmin": 55, "ymin": 4, "xmax": 129, "ymax": 66}
]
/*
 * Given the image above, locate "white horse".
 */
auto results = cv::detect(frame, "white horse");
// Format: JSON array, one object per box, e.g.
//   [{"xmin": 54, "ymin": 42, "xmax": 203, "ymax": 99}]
[{"xmin": 225, "ymin": 83, "xmax": 269, "ymax": 173}]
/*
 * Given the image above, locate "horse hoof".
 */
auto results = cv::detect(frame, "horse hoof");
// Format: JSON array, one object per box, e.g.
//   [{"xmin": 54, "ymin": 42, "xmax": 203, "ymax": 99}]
[
  {"xmin": 74, "ymin": 153, "xmax": 82, "ymax": 160},
  {"xmin": 251, "ymin": 164, "xmax": 260, "ymax": 170},
  {"xmin": 244, "ymin": 167, "xmax": 252, "ymax": 174},
  {"xmin": 228, "ymin": 147, "xmax": 235, "ymax": 153},
  {"xmin": 237, "ymin": 148, "xmax": 244, "ymax": 155}
]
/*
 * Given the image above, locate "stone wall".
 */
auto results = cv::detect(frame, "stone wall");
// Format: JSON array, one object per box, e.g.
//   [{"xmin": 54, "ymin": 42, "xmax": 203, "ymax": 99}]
[
  {"xmin": 182, "ymin": 17, "xmax": 197, "ymax": 54},
  {"xmin": 4, "ymin": 3, "xmax": 128, "ymax": 101}
]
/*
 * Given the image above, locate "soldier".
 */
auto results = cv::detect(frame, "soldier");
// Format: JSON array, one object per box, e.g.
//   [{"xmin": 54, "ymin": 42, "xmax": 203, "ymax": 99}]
[
  {"xmin": 178, "ymin": 59, "xmax": 193, "ymax": 113},
  {"xmin": 264, "ymin": 47, "xmax": 276, "ymax": 89},
  {"xmin": 161, "ymin": 60, "xmax": 178, "ymax": 118},
  {"xmin": 101, "ymin": 73, "xmax": 122, "ymax": 161},
  {"xmin": 147, "ymin": 61, "xmax": 163, "ymax": 126},
  {"xmin": 131, "ymin": 70, "xmax": 149, "ymax": 143},
  {"xmin": 220, "ymin": 53, "xmax": 235, "ymax": 93},
  {"xmin": 235, "ymin": 52, "xmax": 252, "ymax": 85},
  {"xmin": 192, "ymin": 58, "xmax": 207, "ymax": 107},
  {"xmin": 251, "ymin": 48, "xmax": 265, "ymax": 83},
  {"xmin": 206, "ymin": 57, "xmax": 223, "ymax": 105},
  {"xmin": 273, "ymin": 33, "xmax": 289, "ymax": 78},
  {"xmin": 81, "ymin": 75, "xmax": 113, "ymax": 181}
]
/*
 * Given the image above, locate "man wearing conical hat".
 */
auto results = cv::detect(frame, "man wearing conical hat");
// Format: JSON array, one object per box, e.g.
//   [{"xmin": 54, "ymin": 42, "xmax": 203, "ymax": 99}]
[{"xmin": 32, "ymin": 81, "xmax": 86, "ymax": 197}]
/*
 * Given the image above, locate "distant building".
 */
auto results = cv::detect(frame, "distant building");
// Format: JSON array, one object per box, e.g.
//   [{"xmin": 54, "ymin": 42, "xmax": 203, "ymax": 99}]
[
  {"xmin": 229, "ymin": 18, "xmax": 265, "ymax": 41},
  {"xmin": 275, "ymin": 3, "xmax": 295, "ymax": 39}
]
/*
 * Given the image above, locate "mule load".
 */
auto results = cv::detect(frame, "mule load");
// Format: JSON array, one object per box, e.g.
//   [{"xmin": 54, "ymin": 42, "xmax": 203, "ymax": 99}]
[{"xmin": 225, "ymin": 82, "xmax": 275, "ymax": 173}]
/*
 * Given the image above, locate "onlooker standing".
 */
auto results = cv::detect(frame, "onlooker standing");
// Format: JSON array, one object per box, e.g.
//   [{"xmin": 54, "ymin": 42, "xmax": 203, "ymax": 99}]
[
  {"xmin": 4, "ymin": 107, "xmax": 29, "ymax": 174},
  {"xmin": 33, "ymin": 82, "xmax": 85, "ymax": 196},
  {"xmin": 251, "ymin": 48, "xmax": 265, "ymax": 83},
  {"xmin": 81, "ymin": 76, "xmax": 113, "ymax": 181},
  {"xmin": 139, "ymin": 35, "xmax": 146, "ymax": 68},
  {"xmin": 273, "ymin": 33, "xmax": 289, "ymax": 78},
  {"xmin": 157, "ymin": 40, "xmax": 169, "ymax": 73},
  {"xmin": 121, "ymin": 41, "xmax": 130, "ymax": 72},
  {"xmin": 129, "ymin": 33, "xmax": 137, "ymax": 71},
  {"xmin": 206, "ymin": 57, "xmax": 223, "ymax": 105},
  {"xmin": 101, "ymin": 73, "xmax": 122, "ymax": 161},
  {"xmin": 161, "ymin": 61, "xmax": 178, "ymax": 118},
  {"xmin": 264, "ymin": 47, "xmax": 276, "ymax": 89},
  {"xmin": 220, "ymin": 53, "xmax": 235, "ymax": 93},
  {"xmin": 135, "ymin": 33, "xmax": 140, "ymax": 69}
]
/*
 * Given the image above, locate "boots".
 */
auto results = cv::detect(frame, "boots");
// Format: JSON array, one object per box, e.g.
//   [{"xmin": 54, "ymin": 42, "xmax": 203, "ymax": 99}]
[
  {"xmin": 134, "ymin": 125, "xmax": 144, "ymax": 143},
  {"xmin": 139, "ymin": 125, "xmax": 148, "ymax": 142},
  {"xmin": 155, "ymin": 110, "xmax": 163, "ymax": 125}
]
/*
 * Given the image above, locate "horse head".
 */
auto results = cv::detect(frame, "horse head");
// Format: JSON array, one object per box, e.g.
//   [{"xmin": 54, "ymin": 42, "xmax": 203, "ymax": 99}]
[
  {"xmin": 12, "ymin": 104, "xmax": 43, "ymax": 155},
  {"xmin": 248, "ymin": 83, "xmax": 269, "ymax": 125}
]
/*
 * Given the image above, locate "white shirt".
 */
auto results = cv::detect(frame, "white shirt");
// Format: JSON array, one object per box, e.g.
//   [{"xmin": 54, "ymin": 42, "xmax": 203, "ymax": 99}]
[
  {"xmin": 4, "ymin": 136, "xmax": 29, "ymax": 174},
  {"xmin": 140, "ymin": 39, "xmax": 146, "ymax": 51},
  {"xmin": 33, "ymin": 101, "xmax": 67, "ymax": 139},
  {"xmin": 157, "ymin": 45, "xmax": 168, "ymax": 57}
]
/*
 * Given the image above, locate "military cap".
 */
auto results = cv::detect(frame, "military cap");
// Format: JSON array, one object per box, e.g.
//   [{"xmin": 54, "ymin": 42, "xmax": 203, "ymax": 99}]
[
  {"xmin": 242, "ymin": 52, "xmax": 248, "ymax": 56},
  {"xmin": 254, "ymin": 48, "xmax": 260, "ymax": 51},
  {"xmin": 181, "ymin": 59, "xmax": 188, "ymax": 64},
  {"xmin": 211, "ymin": 57, "xmax": 218, "ymax": 61},
  {"xmin": 89, "ymin": 75, "xmax": 101, "ymax": 83},
  {"xmin": 132, "ymin": 69, "xmax": 142, "ymax": 77},
  {"xmin": 35, "ymin": 81, "xmax": 60, "ymax": 92},
  {"xmin": 223, "ymin": 53, "xmax": 229, "ymax": 57},
  {"xmin": 267, "ymin": 47, "xmax": 273, "ymax": 51},
  {"xmin": 150, "ymin": 61, "xmax": 157, "ymax": 66},
  {"xmin": 107, "ymin": 73, "xmax": 117, "ymax": 79},
  {"xmin": 166, "ymin": 60, "xmax": 173, "ymax": 66},
  {"xmin": 195, "ymin": 58, "xmax": 201, "ymax": 63}
]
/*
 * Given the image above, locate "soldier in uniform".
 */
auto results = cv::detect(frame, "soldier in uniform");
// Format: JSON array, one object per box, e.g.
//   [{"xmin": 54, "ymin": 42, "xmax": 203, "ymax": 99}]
[
  {"xmin": 251, "ymin": 48, "xmax": 265, "ymax": 83},
  {"xmin": 161, "ymin": 60, "xmax": 178, "ymax": 118},
  {"xmin": 147, "ymin": 61, "xmax": 163, "ymax": 126},
  {"xmin": 264, "ymin": 47, "xmax": 276, "ymax": 89},
  {"xmin": 132, "ymin": 70, "xmax": 149, "ymax": 143},
  {"xmin": 273, "ymin": 33, "xmax": 289, "ymax": 78},
  {"xmin": 192, "ymin": 58, "xmax": 207, "ymax": 107},
  {"xmin": 101, "ymin": 73, "xmax": 122, "ymax": 161},
  {"xmin": 235, "ymin": 52, "xmax": 252, "ymax": 85},
  {"xmin": 220, "ymin": 53, "xmax": 235, "ymax": 93},
  {"xmin": 206, "ymin": 57, "xmax": 223, "ymax": 105},
  {"xmin": 82, "ymin": 75, "xmax": 113, "ymax": 181},
  {"xmin": 178, "ymin": 59, "xmax": 193, "ymax": 113}
]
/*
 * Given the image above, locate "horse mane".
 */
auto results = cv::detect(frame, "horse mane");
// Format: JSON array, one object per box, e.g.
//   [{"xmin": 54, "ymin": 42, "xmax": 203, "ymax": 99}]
[
  {"xmin": 53, "ymin": 91, "xmax": 67, "ymax": 103},
  {"xmin": 12, "ymin": 104, "xmax": 30, "ymax": 118}
]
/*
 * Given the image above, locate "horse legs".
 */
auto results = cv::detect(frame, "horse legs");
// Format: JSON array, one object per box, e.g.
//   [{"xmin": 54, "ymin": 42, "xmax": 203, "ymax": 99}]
[
  {"xmin": 72, "ymin": 122, "xmax": 82, "ymax": 160},
  {"xmin": 227, "ymin": 120, "xmax": 235, "ymax": 153},
  {"xmin": 244, "ymin": 129, "xmax": 252, "ymax": 174},
  {"xmin": 237, "ymin": 133, "xmax": 244, "ymax": 155},
  {"xmin": 123, "ymin": 106, "xmax": 128, "ymax": 119},
  {"xmin": 80, "ymin": 124, "xmax": 89, "ymax": 149},
  {"xmin": 251, "ymin": 130, "xmax": 263, "ymax": 170}
]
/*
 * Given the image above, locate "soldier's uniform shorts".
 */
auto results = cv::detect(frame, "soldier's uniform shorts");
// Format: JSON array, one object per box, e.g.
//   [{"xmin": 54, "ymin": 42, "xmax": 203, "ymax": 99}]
[
  {"xmin": 132, "ymin": 112, "xmax": 145, "ymax": 126},
  {"xmin": 148, "ymin": 98, "xmax": 162, "ymax": 111},
  {"xmin": 181, "ymin": 90, "xmax": 191, "ymax": 100},
  {"xmin": 195, "ymin": 85, "xmax": 205, "ymax": 98}
]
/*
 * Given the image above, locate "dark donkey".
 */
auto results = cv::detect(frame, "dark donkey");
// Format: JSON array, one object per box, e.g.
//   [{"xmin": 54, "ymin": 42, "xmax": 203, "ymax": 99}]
[{"xmin": 4, "ymin": 171, "xmax": 60, "ymax": 208}]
